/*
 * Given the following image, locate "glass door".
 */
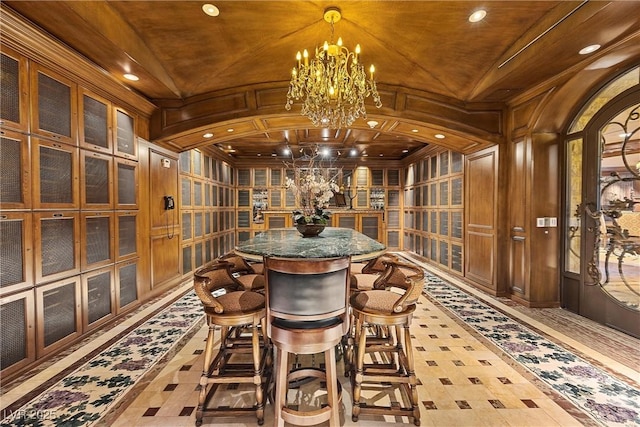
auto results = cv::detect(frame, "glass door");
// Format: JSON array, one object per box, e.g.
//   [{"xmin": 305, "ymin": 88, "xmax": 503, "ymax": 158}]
[{"xmin": 563, "ymin": 68, "xmax": 639, "ymax": 337}]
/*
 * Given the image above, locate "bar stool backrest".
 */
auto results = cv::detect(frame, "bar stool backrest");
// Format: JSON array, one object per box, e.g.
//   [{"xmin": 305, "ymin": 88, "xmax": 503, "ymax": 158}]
[
  {"xmin": 218, "ymin": 252, "xmax": 257, "ymax": 274},
  {"xmin": 264, "ymin": 256, "xmax": 351, "ymax": 334},
  {"xmin": 377, "ymin": 260, "xmax": 425, "ymax": 313}
]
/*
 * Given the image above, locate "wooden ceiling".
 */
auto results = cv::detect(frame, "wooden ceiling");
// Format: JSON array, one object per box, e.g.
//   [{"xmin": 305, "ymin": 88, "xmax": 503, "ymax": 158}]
[{"xmin": 4, "ymin": 1, "xmax": 640, "ymax": 161}]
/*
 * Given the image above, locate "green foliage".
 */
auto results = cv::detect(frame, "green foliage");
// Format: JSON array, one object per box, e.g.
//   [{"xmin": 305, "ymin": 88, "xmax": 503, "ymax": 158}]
[{"xmin": 292, "ymin": 207, "xmax": 332, "ymax": 225}]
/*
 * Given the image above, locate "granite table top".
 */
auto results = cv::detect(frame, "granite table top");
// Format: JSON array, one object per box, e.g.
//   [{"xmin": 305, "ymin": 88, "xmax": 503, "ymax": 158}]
[{"xmin": 234, "ymin": 227, "xmax": 386, "ymax": 262}]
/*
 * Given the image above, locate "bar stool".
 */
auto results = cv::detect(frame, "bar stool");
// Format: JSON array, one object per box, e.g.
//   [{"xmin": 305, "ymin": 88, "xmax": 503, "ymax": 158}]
[
  {"xmin": 193, "ymin": 262, "xmax": 271, "ymax": 426},
  {"xmin": 344, "ymin": 253, "xmax": 399, "ymax": 376},
  {"xmin": 219, "ymin": 252, "xmax": 265, "ymax": 292},
  {"xmin": 349, "ymin": 260, "xmax": 424, "ymax": 426},
  {"xmin": 264, "ymin": 256, "xmax": 351, "ymax": 427}
]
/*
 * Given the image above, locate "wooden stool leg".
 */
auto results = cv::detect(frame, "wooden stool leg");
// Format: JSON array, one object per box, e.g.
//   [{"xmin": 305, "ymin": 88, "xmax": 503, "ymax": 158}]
[
  {"xmin": 402, "ymin": 322, "xmax": 420, "ymax": 426},
  {"xmin": 219, "ymin": 325, "xmax": 229, "ymax": 350},
  {"xmin": 196, "ymin": 320, "xmax": 216, "ymax": 425},
  {"xmin": 202, "ymin": 320, "xmax": 216, "ymax": 375},
  {"xmin": 325, "ymin": 347, "xmax": 340, "ymax": 426},
  {"xmin": 252, "ymin": 323, "xmax": 265, "ymax": 425},
  {"xmin": 352, "ymin": 315, "xmax": 367, "ymax": 422},
  {"xmin": 274, "ymin": 347, "xmax": 288, "ymax": 427},
  {"xmin": 395, "ymin": 324, "xmax": 404, "ymax": 372}
]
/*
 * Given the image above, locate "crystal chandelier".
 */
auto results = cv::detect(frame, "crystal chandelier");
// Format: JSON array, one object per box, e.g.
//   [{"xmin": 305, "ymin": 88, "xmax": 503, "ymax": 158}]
[{"xmin": 285, "ymin": 7, "xmax": 382, "ymax": 129}]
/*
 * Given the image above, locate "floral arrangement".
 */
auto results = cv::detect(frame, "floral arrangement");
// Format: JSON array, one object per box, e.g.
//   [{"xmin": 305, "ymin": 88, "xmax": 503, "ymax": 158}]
[{"xmin": 285, "ymin": 171, "xmax": 340, "ymax": 225}]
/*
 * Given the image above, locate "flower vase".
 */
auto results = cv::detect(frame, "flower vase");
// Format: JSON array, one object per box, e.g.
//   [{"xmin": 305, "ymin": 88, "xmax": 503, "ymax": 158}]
[{"xmin": 296, "ymin": 223, "xmax": 325, "ymax": 237}]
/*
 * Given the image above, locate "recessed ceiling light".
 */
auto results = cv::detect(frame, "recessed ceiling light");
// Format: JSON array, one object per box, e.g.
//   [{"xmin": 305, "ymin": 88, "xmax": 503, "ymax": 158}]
[
  {"xmin": 283, "ymin": 147, "xmax": 291, "ymax": 155},
  {"xmin": 271, "ymin": 153, "xmax": 277, "ymax": 157},
  {"xmin": 350, "ymin": 148, "xmax": 358, "ymax": 156},
  {"xmin": 227, "ymin": 128, "xmax": 234, "ymax": 132},
  {"xmin": 203, "ymin": 132, "xmax": 213, "ymax": 138},
  {"xmin": 402, "ymin": 149, "xmax": 409, "ymax": 153},
  {"xmin": 469, "ymin": 10, "xmax": 487, "ymax": 23},
  {"xmin": 579, "ymin": 44, "xmax": 601, "ymax": 55},
  {"xmin": 257, "ymin": 153, "xmax": 261, "ymax": 157},
  {"xmin": 434, "ymin": 134, "xmax": 445, "ymax": 139},
  {"xmin": 379, "ymin": 154, "xmax": 383, "ymax": 157},
  {"xmin": 123, "ymin": 73, "xmax": 139, "ymax": 81},
  {"xmin": 411, "ymin": 129, "xmax": 419, "ymax": 133},
  {"xmin": 202, "ymin": 4, "xmax": 220, "ymax": 16},
  {"xmin": 362, "ymin": 153, "xmax": 369, "ymax": 157}
]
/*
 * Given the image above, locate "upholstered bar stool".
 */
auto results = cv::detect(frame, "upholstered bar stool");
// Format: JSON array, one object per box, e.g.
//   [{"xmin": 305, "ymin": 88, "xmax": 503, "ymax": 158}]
[
  {"xmin": 350, "ymin": 260, "xmax": 424, "ymax": 426},
  {"xmin": 219, "ymin": 252, "xmax": 265, "ymax": 292},
  {"xmin": 344, "ymin": 253, "xmax": 399, "ymax": 375},
  {"xmin": 264, "ymin": 256, "xmax": 351, "ymax": 427},
  {"xmin": 193, "ymin": 262, "xmax": 271, "ymax": 426}
]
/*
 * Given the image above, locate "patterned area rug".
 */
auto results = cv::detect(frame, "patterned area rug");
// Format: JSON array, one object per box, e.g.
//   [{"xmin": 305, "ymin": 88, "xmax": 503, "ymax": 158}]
[
  {"xmin": 417, "ymin": 268, "xmax": 640, "ymax": 426},
  {"xmin": 0, "ymin": 291, "xmax": 204, "ymax": 427}
]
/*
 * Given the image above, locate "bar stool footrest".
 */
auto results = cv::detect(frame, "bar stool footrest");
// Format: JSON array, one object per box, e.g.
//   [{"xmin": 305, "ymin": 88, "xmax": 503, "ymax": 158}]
[{"xmin": 281, "ymin": 367, "xmax": 343, "ymax": 426}]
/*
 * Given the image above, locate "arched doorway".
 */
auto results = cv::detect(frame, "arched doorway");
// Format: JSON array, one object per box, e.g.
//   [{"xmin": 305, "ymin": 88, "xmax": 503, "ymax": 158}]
[{"xmin": 562, "ymin": 66, "xmax": 639, "ymax": 337}]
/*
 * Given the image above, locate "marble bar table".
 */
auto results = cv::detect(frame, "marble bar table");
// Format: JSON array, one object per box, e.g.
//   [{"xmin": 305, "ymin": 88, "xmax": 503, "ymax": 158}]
[{"xmin": 234, "ymin": 227, "xmax": 386, "ymax": 262}]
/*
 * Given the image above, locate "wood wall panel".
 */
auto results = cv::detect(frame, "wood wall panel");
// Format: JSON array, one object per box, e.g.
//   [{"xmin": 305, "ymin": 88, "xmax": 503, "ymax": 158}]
[
  {"xmin": 509, "ymin": 138, "xmax": 529, "ymax": 299},
  {"xmin": 529, "ymin": 133, "xmax": 560, "ymax": 305},
  {"xmin": 465, "ymin": 147, "xmax": 498, "ymax": 292},
  {"xmin": 148, "ymin": 148, "xmax": 180, "ymax": 290},
  {"xmin": 150, "ymin": 234, "xmax": 180, "ymax": 288},
  {"xmin": 510, "ymin": 236, "xmax": 526, "ymax": 294},
  {"xmin": 466, "ymin": 231, "xmax": 494, "ymax": 287},
  {"xmin": 466, "ymin": 154, "xmax": 495, "ymax": 227},
  {"xmin": 510, "ymin": 139, "xmax": 528, "ymax": 226}
]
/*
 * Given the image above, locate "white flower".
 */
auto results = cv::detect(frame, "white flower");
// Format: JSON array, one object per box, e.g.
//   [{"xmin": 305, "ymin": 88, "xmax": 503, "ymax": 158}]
[{"xmin": 286, "ymin": 171, "xmax": 339, "ymax": 218}]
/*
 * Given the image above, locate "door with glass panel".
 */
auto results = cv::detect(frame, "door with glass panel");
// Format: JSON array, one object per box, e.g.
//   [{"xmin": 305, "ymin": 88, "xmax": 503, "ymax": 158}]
[{"xmin": 563, "ymin": 67, "xmax": 639, "ymax": 337}]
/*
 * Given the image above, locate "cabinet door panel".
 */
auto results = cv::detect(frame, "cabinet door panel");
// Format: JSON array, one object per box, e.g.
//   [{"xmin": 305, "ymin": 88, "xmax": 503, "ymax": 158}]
[
  {"xmin": 36, "ymin": 277, "xmax": 82, "ymax": 357},
  {"xmin": 114, "ymin": 108, "xmax": 137, "ymax": 159},
  {"xmin": 0, "ymin": 47, "xmax": 29, "ymax": 132},
  {"xmin": 0, "ymin": 212, "xmax": 33, "ymax": 295},
  {"xmin": 116, "ymin": 259, "xmax": 139, "ymax": 311},
  {"xmin": 81, "ymin": 149, "xmax": 113, "ymax": 209},
  {"xmin": 116, "ymin": 212, "xmax": 138, "ymax": 262},
  {"xmin": 79, "ymin": 90, "xmax": 112, "ymax": 155},
  {"xmin": 30, "ymin": 64, "xmax": 78, "ymax": 145},
  {"xmin": 81, "ymin": 266, "xmax": 115, "ymax": 331},
  {"xmin": 32, "ymin": 138, "xmax": 79, "ymax": 209},
  {"xmin": 81, "ymin": 212, "xmax": 114, "ymax": 270},
  {"xmin": 0, "ymin": 130, "xmax": 31, "ymax": 209},
  {"xmin": 361, "ymin": 215, "xmax": 381, "ymax": 241},
  {"xmin": 34, "ymin": 212, "xmax": 80, "ymax": 283},
  {"xmin": 0, "ymin": 289, "xmax": 36, "ymax": 377},
  {"xmin": 115, "ymin": 158, "xmax": 139, "ymax": 209}
]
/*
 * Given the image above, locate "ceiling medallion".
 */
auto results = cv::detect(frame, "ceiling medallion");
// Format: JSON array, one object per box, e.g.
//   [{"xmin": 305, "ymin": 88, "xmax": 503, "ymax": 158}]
[{"xmin": 285, "ymin": 6, "xmax": 382, "ymax": 129}]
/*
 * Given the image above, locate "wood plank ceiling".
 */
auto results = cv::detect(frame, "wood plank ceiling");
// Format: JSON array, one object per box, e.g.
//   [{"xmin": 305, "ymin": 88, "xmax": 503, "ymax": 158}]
[{"xmin": 4, "ymin": 1, "xmax": 640, "ymax": 161}]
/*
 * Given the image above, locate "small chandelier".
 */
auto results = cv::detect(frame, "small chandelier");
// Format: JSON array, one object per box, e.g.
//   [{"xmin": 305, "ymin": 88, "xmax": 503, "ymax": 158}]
[{"xmin": 285, "ymin": 7, "xmax": 382, "ymax": 129}]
